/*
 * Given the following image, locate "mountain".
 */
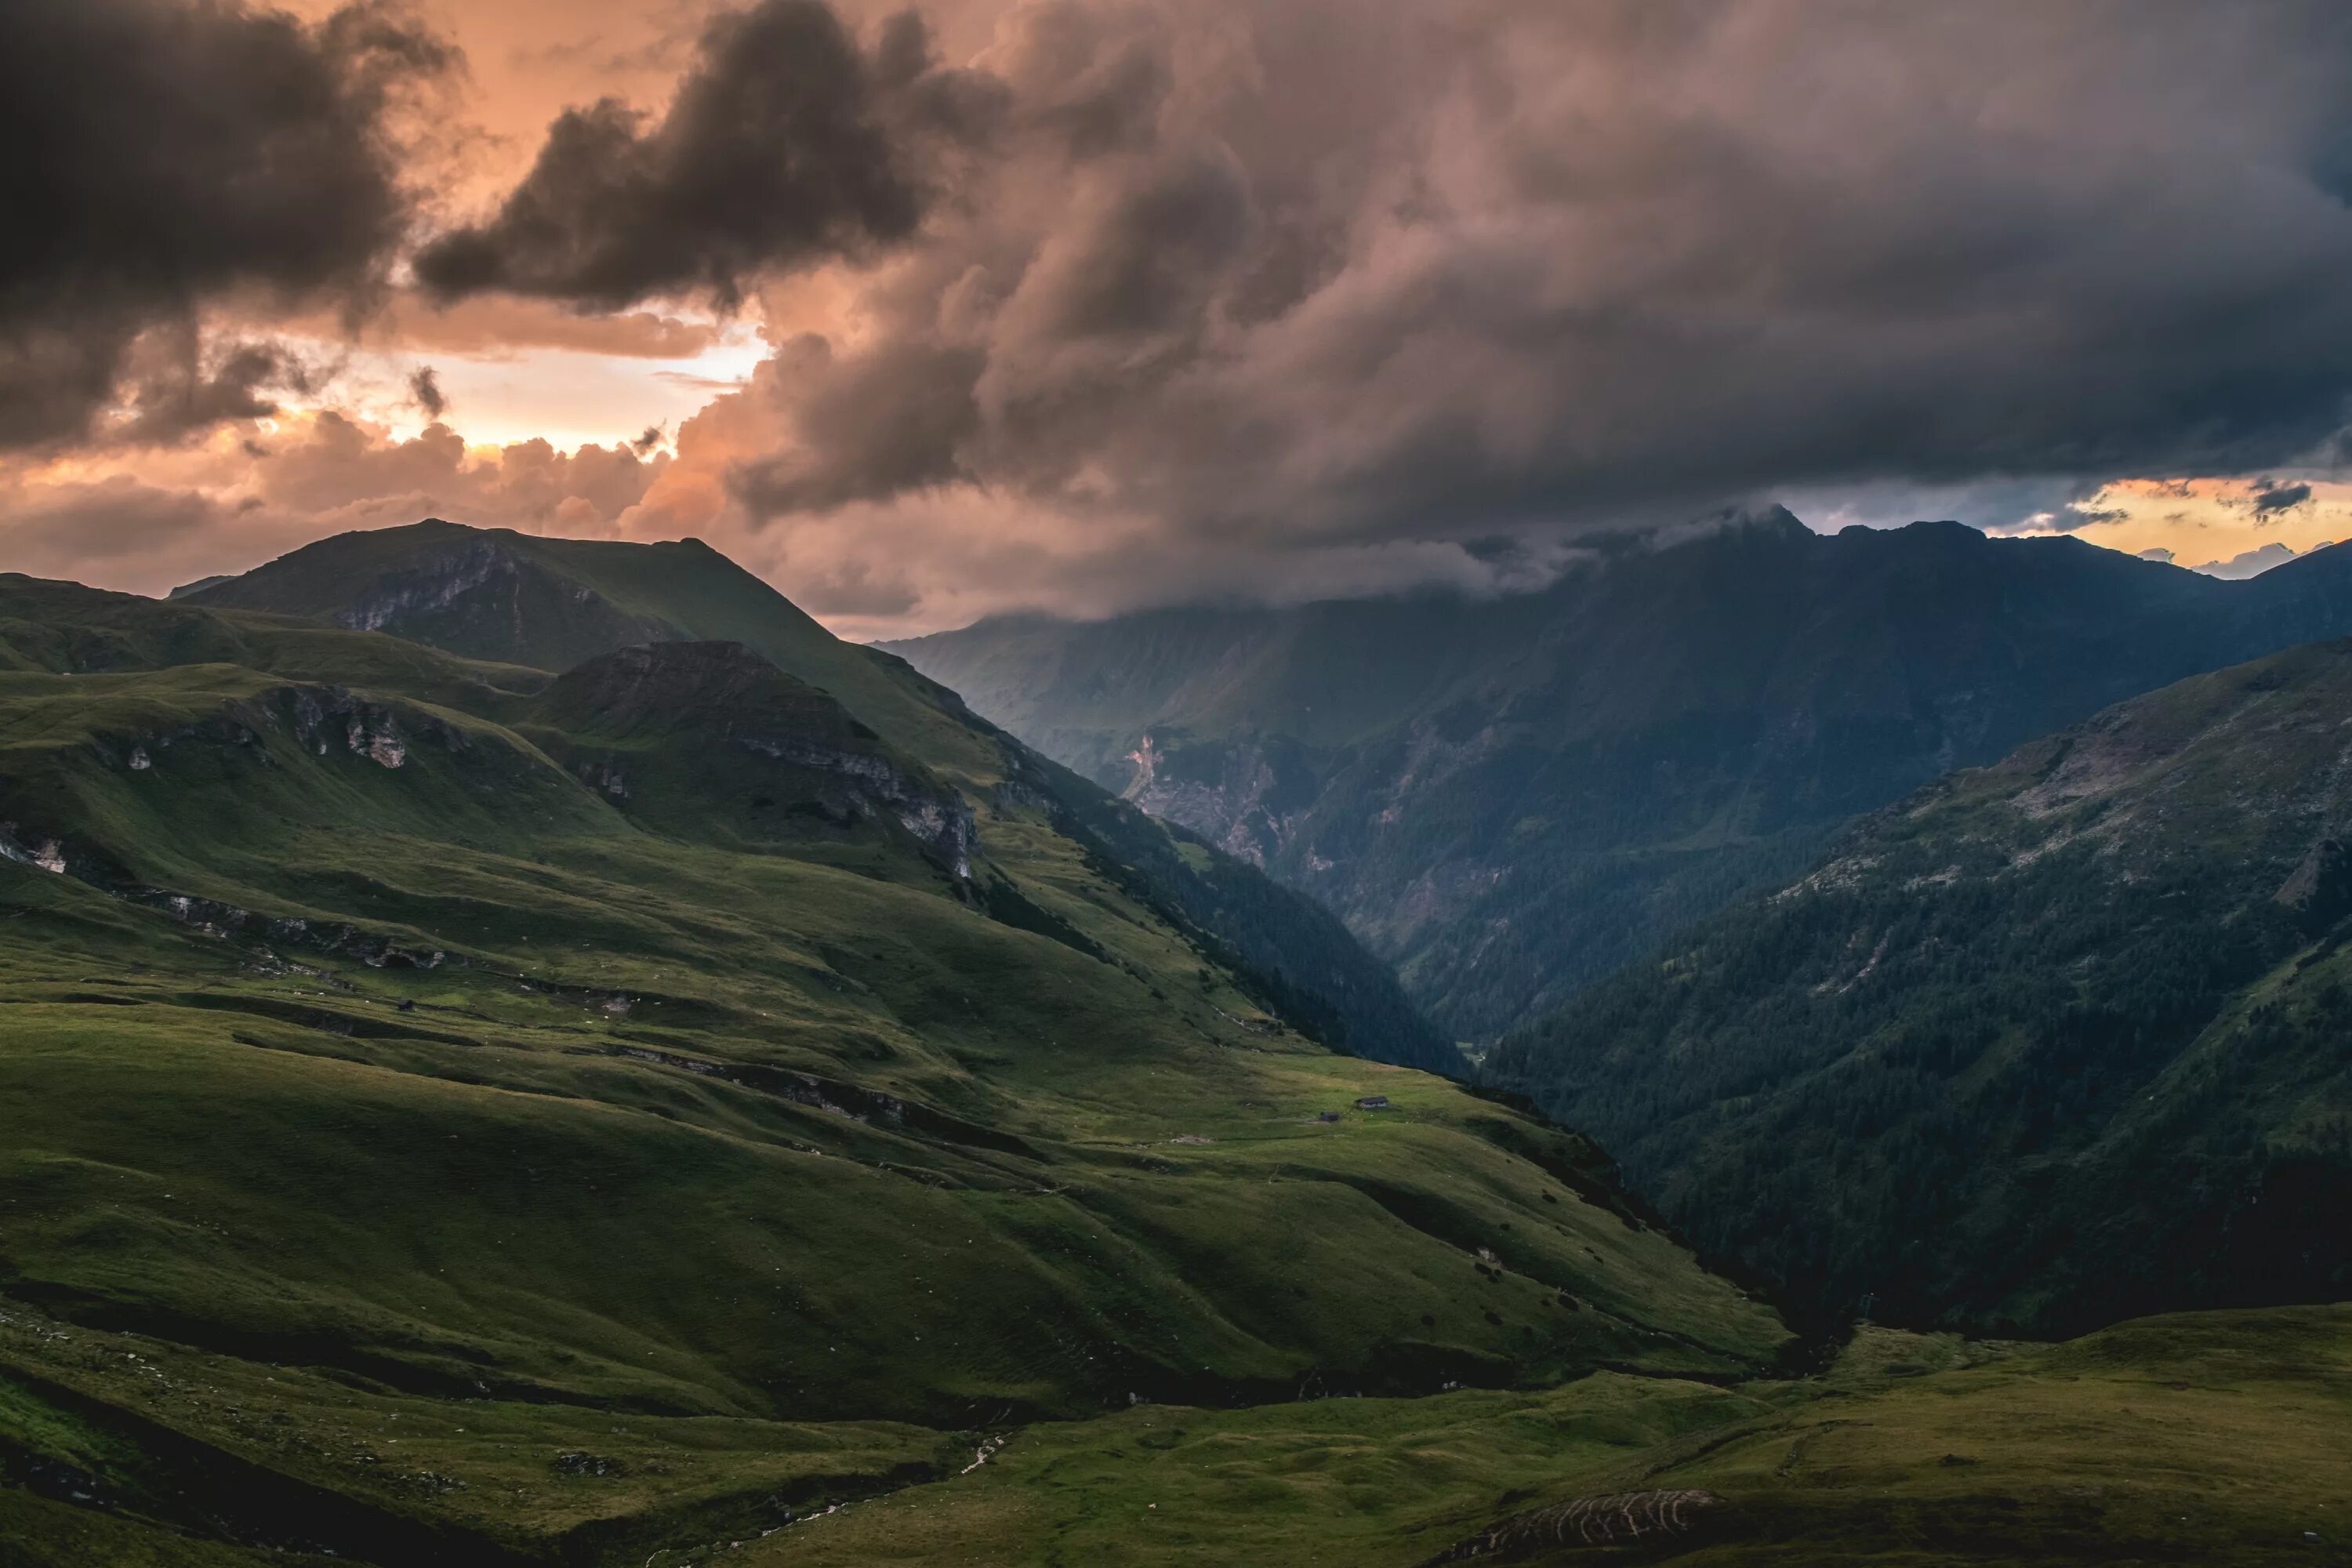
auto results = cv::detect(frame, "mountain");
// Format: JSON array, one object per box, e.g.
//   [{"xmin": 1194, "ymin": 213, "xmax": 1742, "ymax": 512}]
[
  {"xmin": 4, "ymin": 553, "xmax": 2347, "ymax": 1566},
  {"xmin": 0, "ymin": 559, "xmax": 1787, "ymax": 1560},
  {"xmin": 187, "ymin": 517, "xmax": 1003, "ymax": 786},
  {"xmin": 885, "ymin": 511, "xmax": 2352, "ymax": 1040},
  {"xmin": 177, "ymin": 521, "xmax": 1457, "ymax": 1076},
  {"xmin": 1486, "ymin": 638, "xmax": 2352, "ymax": 1338}
]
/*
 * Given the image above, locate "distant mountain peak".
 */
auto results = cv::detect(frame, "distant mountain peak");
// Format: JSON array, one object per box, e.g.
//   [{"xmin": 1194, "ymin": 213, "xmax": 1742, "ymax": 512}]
[{"xmin": 1735, "ymin": 503, "xmax": 1813, "ymax": 541}]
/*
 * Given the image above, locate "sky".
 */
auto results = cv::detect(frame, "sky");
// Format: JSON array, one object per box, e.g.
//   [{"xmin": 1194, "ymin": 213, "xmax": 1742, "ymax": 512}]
[{"xmin": 10, "ymin": 1, "xmax": 2352, "ymax": 637}]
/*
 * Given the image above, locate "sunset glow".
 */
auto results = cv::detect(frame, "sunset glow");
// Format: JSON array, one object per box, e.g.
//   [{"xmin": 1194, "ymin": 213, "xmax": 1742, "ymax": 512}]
[{"xmin": 12, "ymin": 0, "xmax": 2352, "ymax": 632}]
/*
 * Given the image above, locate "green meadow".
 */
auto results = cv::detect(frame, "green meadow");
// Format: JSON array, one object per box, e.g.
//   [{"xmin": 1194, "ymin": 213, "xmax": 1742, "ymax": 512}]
[{"xmin": 2, "ymin": 540, "xmax": 2346, "ymax": 1565}]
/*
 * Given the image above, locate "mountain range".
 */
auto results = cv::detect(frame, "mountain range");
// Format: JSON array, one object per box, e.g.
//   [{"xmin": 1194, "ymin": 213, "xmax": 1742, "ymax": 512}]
[
  {"xmin": 0, "ymin": 522, "xmax": 1793, "ymax": 1559},
  {"xmin": 3, "ymin": 518, "xmax": 2350, "ymax": 1566},
  {"xmin": 1488, "ymin": 637, "xmax": 2352, "ymax": 1338},
  {"xmin": 176, "ymin": 519, "xmax": 1459, "ymax": 1076},
  {"xmin": 887, "ymin": 510, "xmax": 2352, "ymax": 1040}
]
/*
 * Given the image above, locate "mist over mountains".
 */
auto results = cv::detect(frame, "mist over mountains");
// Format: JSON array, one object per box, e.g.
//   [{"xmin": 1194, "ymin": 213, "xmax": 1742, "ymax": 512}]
[
  {"xmin": 14, "ymin": 0, "xmax": 2352, "ymax": 1559},
  {"xmin": 891, "ymin": 510, "xmax": 2352, "ymax": 1040}
]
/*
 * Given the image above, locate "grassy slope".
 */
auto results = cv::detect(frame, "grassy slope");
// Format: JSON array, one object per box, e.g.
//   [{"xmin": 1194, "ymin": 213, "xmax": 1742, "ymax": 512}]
[
  {"xmin": 1490, "ymin": 640, "xmax": 2352, "ymax": 1335},
  {"xmin": 0, "ymin": 590, "xmax": 1778, "ymax": 1560},
  {"xmin": 172, "ymin": 530, "xmax": 1462, "ymax": 1073},
  {"xmin": 732, "ymin": 1305, "xmax": 2352, "ymax": 1568}
]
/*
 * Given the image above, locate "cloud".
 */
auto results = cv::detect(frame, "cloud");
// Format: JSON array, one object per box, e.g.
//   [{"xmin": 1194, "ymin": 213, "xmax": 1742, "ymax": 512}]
[
  {"xmin": 283, "ymin": 294, "xmax": 727, "ymax": 360},
  {"xmin": 408, "ymin": 366, "xmax": 448, "ymax": 419},
  {"xmin": 0, "ymin": 412, "xmax": 670, "ymax": 597},
  {"xmin": 593, "ymin": 0, "xmax": 2352, "ymax": 627},
  {"xmin": 413, "ymin": 0, "xmax": 1001, "ymax": 309},
  {"xmin": 2191, "ymin": 540, "xmax": 2303, "ymax": 579},
  {"xmin": 28, "ymin": 0, "xmax": 2352, "ymax": 635},
  {"xmin": 2251, "ymin": 479, "xmax": 2314, "ymax": 518},
  {"xmin": 255, "ymin": 412, "xmax": 664, "ymax": 532},
  {"xmin": 0, "ymin": 0, "xmax": 454, "ymax": 448}
]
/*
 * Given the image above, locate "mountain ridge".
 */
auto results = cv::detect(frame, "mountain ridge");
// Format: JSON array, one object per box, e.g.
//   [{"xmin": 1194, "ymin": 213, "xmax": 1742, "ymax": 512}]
[
  {"xmin": 1486, "ymin": 636, "xmax": 2352, "ymax": 1335},
  {"xmin": 887, "ymin": 513, "xmax": 2352, "ymax": 1038},
  {"xmin": 171, "ymin": 524, "xmax": 1461, "ymax": 1075}
]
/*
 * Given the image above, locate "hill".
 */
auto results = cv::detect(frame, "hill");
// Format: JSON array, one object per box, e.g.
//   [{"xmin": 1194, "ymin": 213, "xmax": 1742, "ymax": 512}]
[
  {"xmin": 0, "ymin": 567, "xmax": 1785, "ymax": 1561},
  {"xmin": 887, "ymin": 511, "xmax": 2352, "ymax": 1039},
  {"xmin": 1486, "ymin": 639, "xmax": 2352, "ymax": 1336},
  {"xmin": 176, "ymin": 524, "xmax": 1458, "ymax": 1076},
  {"xmin": 3, "ymin": 560, "xmax": 2347, "ymax": 1566}
]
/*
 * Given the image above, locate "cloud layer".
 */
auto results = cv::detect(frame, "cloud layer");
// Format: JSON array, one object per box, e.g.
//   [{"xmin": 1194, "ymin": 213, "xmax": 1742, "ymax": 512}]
[
  {"xmin": 654, "ymin": 0, "xmax": 2352, "ymax": 622},
  {"xmin": 0, "ymin": 0, "xmax": 452, "ymax": 448},
  {"xmin": 414, "ymin": 0, "xmax": 1000, "ymax": 309},
  {"xmin": 16, "ymin": 0, "xmax": 2352, "ymax": 633}
]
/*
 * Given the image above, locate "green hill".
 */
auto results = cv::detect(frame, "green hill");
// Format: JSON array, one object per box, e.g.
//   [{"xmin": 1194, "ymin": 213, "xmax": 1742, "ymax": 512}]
[
  {"xmin": 185, "ymin": 518, "xmax": 1001, "ymax": 790},
  {"xmin": 1488, "ymin": 638, "xmax": 2352, "ymax": 1337},
  {"xmin": 0, "ymin": 557, "xmax": 1791, "ymax": 1559},
  {"xmin": 2, "ymin": 560, "xmax": 2347, "ymax": 1565},
  {"xmin": 173, "ymin": 525, "xmax": 1458, "ymax": 1077},
  {"xmin": 887, "ymin": 512, "xmax": 2352, "ymax": 1040}
]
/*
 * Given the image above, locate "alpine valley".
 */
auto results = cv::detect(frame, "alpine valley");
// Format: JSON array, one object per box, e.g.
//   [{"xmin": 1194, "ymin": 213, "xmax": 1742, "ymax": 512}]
[
  {"xmin": 0, "ymin": 521, "xmax": 2347, "ymax": 1568},
  {"xmin": 887, "ymin": 510, "xmax": 2352, "ymax": 1041}
]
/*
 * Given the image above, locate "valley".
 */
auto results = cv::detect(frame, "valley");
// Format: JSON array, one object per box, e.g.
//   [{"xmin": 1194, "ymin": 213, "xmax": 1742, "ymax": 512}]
[
  {"xmin": 14, "ymin": 4, "xmax": 2352, "ymax": 1560},
  {"xmin": 2, "ymin": 523, "xmax": 2347, "ymax": 1566},
  {"xmin": 890, "ymin": 511, "xmax": 2352, "ymax": 1041},
  {"xmin": 1489, "ymin": 638, "xmax": 2352, "ymax": 1338}
]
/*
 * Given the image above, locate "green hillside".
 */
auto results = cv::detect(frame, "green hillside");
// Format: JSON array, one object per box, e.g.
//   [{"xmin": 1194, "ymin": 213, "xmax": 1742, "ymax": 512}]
[
  {"xmin": 173, "ymin": 527, "xmax": 1459, "ymax": 1076},
  {"xmin": 0, "ymin": 561, "xmax": 1793, "ymax": 1560},
  {"xmin": 757, "ymin": 1305, "xmax": 2352, "ymax": 1568},
  {"xmin": 185, "ymin": 520, "xmax": 994, "ymax": 785},
  {"xmin": 5, "ymin": 550, "xmax": 2346, "ymax": 1566},
  {"xmin": 1489, "ymin": 639, "xmax": 2352, "ymax": 1337},
  {"xmin": 888, "ymin": 513, "xmax": 2352, "ymax": 1040}
]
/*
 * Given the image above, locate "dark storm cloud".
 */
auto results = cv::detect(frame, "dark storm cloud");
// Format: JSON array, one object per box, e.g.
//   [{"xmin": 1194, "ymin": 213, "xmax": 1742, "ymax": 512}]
[
  {"xmin": 413, "ymin": 0, "xmax": 1003, "ymax": 310},
  {"xmin": 408, "ymin": 366, "xmax": 448, "ymax": 419},
  {"xmin": 728, "ymin": 335, "xmax": 986, "ymax": 512},
  {"xmin": 0, "ymin": 0, "xmax": 452, "ymax": 448},
  {"xmin": 108, "ymin": 335, "xmax": 315, "ymax": 446},
  {"xmin": 662, "ymin": 0, "xmax": 2352, "ymax": 574},
  {"xmin": 2252, "ymin": 480, "xmax": 2314, "ymax": 518}
]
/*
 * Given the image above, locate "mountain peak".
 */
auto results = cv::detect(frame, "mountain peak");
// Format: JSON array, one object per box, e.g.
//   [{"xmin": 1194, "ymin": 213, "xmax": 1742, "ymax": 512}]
[{"xmin": 1737, "ymin": 503, "xmax": 1813, "ymax": 541}]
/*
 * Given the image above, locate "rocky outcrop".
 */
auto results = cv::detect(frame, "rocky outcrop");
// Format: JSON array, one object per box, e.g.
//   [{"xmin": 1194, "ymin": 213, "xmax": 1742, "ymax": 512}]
[
  {"xmin": 2276, "ymin": 837, "xmax": 2352, "ymax": 931},
  {"xmin": 1125, "ymin": 729, "xmax": 1320, "ymax": 867},
  {"xmin": 330, "ymin": 540, "xmax": 517, "ymax": 633},
  {"xmin": 736, "ymin": 731, "xmax": 973, "ymax": 874},
  {"xmin": 0, "ymin": 825, "xmax": 68, "ymax": 876},
  {"xmin": 143, "ymin": 891, "xmax": 448, "ymax": 969},
  {"xmin": 539, "ymin": 643, "xmax": 975, "ymax": 876}
]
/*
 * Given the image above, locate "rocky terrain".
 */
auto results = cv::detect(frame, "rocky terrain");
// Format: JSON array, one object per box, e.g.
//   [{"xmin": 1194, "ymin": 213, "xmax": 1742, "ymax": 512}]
[{"xmin": 891, "ymin": 512, "xmax": 2352, "ymax": 1040}]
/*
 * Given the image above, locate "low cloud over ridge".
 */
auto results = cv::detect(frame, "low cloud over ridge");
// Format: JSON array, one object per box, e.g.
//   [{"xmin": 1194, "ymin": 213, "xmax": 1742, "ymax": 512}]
[
  {"xmin": 16, "ymin": 0, "xmax": 2352, "ymax": 632},
  {"xmin": 633, "ymin": 0, "xmax": 2352, "ymax": 624}
]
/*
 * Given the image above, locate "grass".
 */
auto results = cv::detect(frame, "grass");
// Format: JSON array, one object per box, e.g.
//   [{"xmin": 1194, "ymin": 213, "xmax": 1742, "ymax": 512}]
[
  {"xmin": 0, "ymin": 598, "xmax": 1779, "ymax": 1561},
  {"xmin": 756, "ymin": 1307, "xmax": 2352, "ymax": 1568},
  {"xmin": 2, "ymin": 562, "xmax": 2344, "ymax": 1566}
]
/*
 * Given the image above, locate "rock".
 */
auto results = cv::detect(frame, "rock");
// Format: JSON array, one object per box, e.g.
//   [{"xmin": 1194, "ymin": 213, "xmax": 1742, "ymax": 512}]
[{"xmin": 2276, "ymin": 837, "xmax": 2352, "ymax": 931}]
